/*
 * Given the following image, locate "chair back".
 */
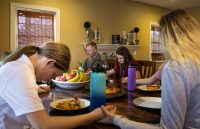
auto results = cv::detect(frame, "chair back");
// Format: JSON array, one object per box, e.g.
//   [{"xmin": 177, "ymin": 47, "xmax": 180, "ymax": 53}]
[
  {"xmin": 106, "ymin": 59, "xmax": 117, "ymax": 79},
  {"xmin": 106, "ymin": 59, "xmax": 116, "ymax": 70},
  {"xmin": 137, "ymin": 60, "xmax": 156, "ymax": 78}
]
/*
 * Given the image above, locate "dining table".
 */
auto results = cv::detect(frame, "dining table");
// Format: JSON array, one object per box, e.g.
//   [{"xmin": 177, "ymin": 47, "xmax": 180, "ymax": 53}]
[{"xmin": 40, "ymin": 80, "xmax": 161, "ymax": 129}]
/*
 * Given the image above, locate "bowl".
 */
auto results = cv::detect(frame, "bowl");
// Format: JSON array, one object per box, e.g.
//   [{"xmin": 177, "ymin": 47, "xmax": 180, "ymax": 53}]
[{"xmin": 52, "ymin": 79, "xmax": 89, "ymax": 89}]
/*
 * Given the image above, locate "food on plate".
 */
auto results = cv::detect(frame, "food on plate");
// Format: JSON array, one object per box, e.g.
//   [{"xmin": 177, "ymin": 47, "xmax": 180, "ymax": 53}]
[
  {"xmin": 146, "ymin": 84, "xmax": 160, "ymax": 90},
  {"xmin": 65, "ymin": 72, "xmax": 76, "ymax": 80},
  {"xmin": 56, "ymin": 98, "xmax": 81, "ymax": 110},
  {"xmin": 55, "ymin": 76, "xmax": 66, "ymax": 81},
  {"xmin": 82, "ymin": 74, "xmax": 90, "ymax": 81},
  {"xmin": 106, "ymin": 87, "xmax": 121, "ymax": 94},
  {"xmin": 67, "ymin": 70, "xmax": 82, "ymax": 82},
  {"xmin": 55, "ymin": 69, "xmax": 89, "ymax": 82}
]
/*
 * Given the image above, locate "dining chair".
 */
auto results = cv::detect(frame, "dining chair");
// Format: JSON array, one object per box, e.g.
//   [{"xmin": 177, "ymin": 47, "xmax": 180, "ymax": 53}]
[
  {"xmin": 106, "ymin": 59, "xmax": 116, "ymax": 70},
  {"xmin": 106, "ymin": 58, "xmax": 117, "ymax": 79},
  {"xmin": 137, "ymin": 60, "xmax": 156, "ymax": 78}
]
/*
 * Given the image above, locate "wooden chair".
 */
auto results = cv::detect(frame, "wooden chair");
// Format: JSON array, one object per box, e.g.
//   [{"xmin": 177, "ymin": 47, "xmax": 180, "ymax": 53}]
[
  {"xmin": 137, "ymin": 60, "xmax": 156, "ymax": 78},
  {"xmin": 106, "ymin": 59, "xmax": 117, "ymax": 79},
  {"xmin": 106, "ymin": 59, "xmax": 116, "ymax": 70}
]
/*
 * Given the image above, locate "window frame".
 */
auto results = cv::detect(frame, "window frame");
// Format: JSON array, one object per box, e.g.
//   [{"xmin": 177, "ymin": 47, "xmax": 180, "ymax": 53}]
[
  {"xmin": 150, "ymin": 22, "xmax": 165, "ymax": 61},
  {"xmin": 10, "ymin": 2, "xmax": 60, "ymax": 51}
]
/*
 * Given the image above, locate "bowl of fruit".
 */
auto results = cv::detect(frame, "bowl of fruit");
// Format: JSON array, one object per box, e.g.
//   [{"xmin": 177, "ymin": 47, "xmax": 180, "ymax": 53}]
[{"xmin": 52, "ymin": 69, "xmax": 90, "ymax": 89}]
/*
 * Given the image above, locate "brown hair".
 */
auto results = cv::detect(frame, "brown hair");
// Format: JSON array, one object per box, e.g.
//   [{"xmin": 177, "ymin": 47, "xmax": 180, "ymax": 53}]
[
  {"xmin": 2, "ymin": 42, "xmax": 71, "ymax": 71},
  {"xmin": 116, "ymin": 46, "xmax": 134, "ymax": 66},
  {"xmin": 116, "ymin": 46, "xmax": 135, "ymax": 78},
  {"xmin": 86, "ymin": 41, "xmax": 97, "ymax": 49}
]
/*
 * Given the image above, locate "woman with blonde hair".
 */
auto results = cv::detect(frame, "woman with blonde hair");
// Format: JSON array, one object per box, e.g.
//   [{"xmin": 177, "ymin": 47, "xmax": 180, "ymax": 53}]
[
  {"xmin": 102, "ymin": 9, "xmax": 200, "ymax": 129},
  {"xmin": 0, "ymin": 42, "xmax": 116, "ymax": 129}
]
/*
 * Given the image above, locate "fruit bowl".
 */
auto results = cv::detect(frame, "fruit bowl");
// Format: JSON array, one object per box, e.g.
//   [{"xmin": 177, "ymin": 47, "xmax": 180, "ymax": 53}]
[{"xmin": 52, "ymin": 79, "xmax": 89, "ymax": 89}]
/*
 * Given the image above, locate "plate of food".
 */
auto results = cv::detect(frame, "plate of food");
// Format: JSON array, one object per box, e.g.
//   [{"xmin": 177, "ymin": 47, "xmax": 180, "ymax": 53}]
[
  {"xmin": 52, "ymin": 79, "xmax": 89, "ymax": 89},
  {"xmin": 133, "ymin": 97, "xmax": 162, "ymax": 109},
  {"xmin": 50, "ymin": 97, "xmax": 90, "ymax": 111},
  {"xmin": 137, "ymin": 84, "xmax": 161, "ymax": 91},
  {"xmin": 83, "ymin": 87, "xmax": 126, "ymax": 99},
  {"xmin": 52, "ymin": 70, "xmax": 90, "ymax": 89},
  {"xmin": 106, "ymin": 87, "xmax": 127, "ymax": 99}
]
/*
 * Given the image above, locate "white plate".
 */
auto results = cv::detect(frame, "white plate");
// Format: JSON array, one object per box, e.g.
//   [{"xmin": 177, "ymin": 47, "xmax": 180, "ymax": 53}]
[
  {"xmin": 50, "ymin": 98, "xmax": 90, "ymax": 111},
  {"xmin": 137, "ymin": 85, "xmax": 161, "ymax": 91},
  {"xmin": 52, "ymin": 79, "xmax": 89, "ymax": 89},
  {"xmin": 133, "ymin": 97, "xmax": 162, "ymax": 109}
]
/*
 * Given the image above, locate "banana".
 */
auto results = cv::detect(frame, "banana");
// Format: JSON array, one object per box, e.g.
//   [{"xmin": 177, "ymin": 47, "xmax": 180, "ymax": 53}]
[
  {"xmin": 67, "ymin": 70, "xmax": 80, "ymax": 82},
  {"xmin": 77, "ymin": 71, "xmax": 85, "ymax": 82}
]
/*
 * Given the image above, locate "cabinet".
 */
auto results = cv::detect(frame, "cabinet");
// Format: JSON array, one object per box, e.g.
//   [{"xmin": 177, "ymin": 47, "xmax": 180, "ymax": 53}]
[{"xmin": 150, "ymin": 24, "xmax": 165, "ymax": 61}]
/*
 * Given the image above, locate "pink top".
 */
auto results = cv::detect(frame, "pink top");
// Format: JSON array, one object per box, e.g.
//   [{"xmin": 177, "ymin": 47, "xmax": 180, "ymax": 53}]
[{"xmin": 154, "ymin": 63, "xmax": 165, "ymax": 80}]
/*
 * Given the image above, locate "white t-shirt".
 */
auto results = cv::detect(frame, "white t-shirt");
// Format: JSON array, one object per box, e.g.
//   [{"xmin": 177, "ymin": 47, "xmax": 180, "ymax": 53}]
[{"xmin": 0, "ymin": 55, "xmax": 44, "ymax": 129}]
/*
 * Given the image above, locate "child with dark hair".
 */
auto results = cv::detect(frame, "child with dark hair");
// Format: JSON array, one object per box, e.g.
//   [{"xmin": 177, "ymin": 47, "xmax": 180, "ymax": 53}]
[{"xmin": 107, "ymin": 46, "xmax": 141, "ymax": 83}]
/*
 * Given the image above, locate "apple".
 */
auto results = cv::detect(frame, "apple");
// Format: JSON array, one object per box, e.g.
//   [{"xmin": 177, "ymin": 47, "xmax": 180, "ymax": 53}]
[
  {"xmin": 60, "ymin": 76, "xmax": 67, "ymax": 81},
  {"xmin": 55, "ymin": 76, "xmax": 66, "ymax": 81},
  {"xmin": 55, "ymin": 76, "xmax": 61, "ymax": 81},
  {"xmin": 66, "ymin": 73, "xmax": 76, "ymax": 81}
]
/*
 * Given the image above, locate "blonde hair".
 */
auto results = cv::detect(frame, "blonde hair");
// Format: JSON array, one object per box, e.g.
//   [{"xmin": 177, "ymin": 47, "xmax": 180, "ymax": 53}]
[
  {"xmin": 2, "ymin": 42, "xmax": 71, "ymax": 71},
  {"xmin": 159, "ymin": 9, "xmax": 200, "ymax": 65}
]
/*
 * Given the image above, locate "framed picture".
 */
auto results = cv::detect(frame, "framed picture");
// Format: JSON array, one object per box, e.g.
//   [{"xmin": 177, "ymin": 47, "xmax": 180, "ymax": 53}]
[{"xmin": 112, "ymin": 35, "xmax": 120, "ymax": 44}]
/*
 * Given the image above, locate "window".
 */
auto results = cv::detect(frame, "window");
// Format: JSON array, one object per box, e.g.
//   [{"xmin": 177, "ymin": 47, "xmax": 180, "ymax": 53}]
[
  {"xmin": 150, "ymin": 24, "xmax": 165, "ymax": 61},
  {"xmin": 10, "ymin": 3, "xmax": 60, "ymax": 50},
  {"xmin": 18, "ymin": 10, "xmax": 55, "ymax": 48}
]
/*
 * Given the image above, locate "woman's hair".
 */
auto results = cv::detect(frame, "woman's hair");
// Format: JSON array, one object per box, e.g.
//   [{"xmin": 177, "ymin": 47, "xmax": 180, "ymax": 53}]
[
  {"xmin": 116, "ymin": 46, "xmax": 134, "ymax": 66},
  {"xmin": 2, "ymin": 42, "xmax": 71, "ymax": 71},
  {"xmin": 159, "ymin": 9, "xmax": 200, "ymax": 65},
  {"xmin": 116, "ymin": 46, "xmax": 134, "ymax": 78}
]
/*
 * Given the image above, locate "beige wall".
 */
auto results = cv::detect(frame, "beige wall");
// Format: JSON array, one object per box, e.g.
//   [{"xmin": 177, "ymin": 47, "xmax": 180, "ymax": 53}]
[
  {"xmin": 2, "ymin": 0, "xmax": 199, "ymax": 68},
  {"xmin": 188, "ymin": 6, "xmax": 200, "ymax": 22}
]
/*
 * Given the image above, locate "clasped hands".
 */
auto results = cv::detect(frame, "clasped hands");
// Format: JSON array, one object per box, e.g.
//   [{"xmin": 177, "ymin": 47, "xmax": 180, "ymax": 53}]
[{"xmin": 37, "ymin": 84, "xmax": 51, "ymax": 94}]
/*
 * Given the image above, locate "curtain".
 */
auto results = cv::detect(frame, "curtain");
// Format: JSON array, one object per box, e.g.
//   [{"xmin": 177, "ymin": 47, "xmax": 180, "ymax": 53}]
[{"xmin": 17, "ymin": 10, "xmax": 54, "ymax": 48}]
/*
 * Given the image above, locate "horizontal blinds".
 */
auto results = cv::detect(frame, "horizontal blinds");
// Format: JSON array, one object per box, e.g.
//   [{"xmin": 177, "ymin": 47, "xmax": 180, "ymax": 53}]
[{"xmin": 17, "ymin": 10, "xmax": 54, "ymax": 48}]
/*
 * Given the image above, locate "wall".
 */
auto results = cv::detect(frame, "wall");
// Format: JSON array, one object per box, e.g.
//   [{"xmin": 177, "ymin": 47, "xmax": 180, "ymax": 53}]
[
  {"xmin": 188, "ymin": 6, "xmax": 200, "ymax": 22},
  {"xmin": 0, "ymin": 0, "xmax": 169, "ymax": 68}
]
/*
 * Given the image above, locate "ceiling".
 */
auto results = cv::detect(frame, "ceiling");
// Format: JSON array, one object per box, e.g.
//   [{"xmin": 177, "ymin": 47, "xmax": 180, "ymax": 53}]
[{"xmin": 132, "ymin": 0, "xmax": 200, "ymax": 9}]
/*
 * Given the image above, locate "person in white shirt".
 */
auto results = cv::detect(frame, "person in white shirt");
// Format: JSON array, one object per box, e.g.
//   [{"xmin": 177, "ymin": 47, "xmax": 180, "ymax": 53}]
[
  {"xmin": 101, "ymin": 9, "xmax": 200, "ymax": 129},
  {"xmin": 0, "ymin": 42, "xmax": 116, "ymax": 129}
]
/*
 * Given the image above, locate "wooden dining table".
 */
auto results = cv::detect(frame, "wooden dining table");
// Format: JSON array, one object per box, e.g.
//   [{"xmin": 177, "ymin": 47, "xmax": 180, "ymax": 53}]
[{"xmin": 40, "ymin": 81, "xmax": 161, "ymax": 129}]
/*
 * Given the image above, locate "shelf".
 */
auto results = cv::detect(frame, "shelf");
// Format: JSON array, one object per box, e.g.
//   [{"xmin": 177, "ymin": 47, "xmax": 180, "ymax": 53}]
[
  {"xmin": 97, "ymin": 44, "xmax": 139, "ymax": 51},
  {"xmin": 82, "ymin": 43, "xmax": 140, "ymax": 57},
  {"xmin": 82, "ymin": 43, "xmax": 139, "ymax": 51}
]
